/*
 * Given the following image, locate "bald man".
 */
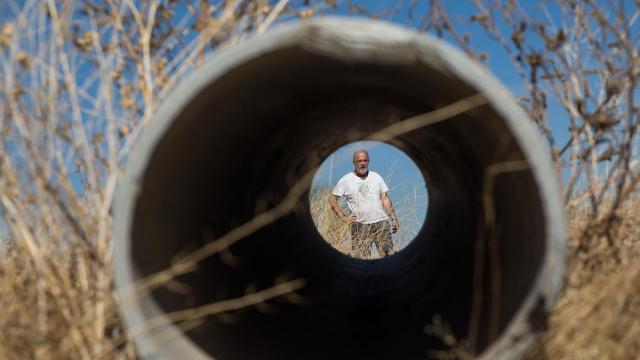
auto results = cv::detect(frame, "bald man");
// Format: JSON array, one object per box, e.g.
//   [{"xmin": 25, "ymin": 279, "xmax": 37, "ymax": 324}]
[{"xmin": 330, "ymin": 150, "xmax": 399, "ymax": 258}]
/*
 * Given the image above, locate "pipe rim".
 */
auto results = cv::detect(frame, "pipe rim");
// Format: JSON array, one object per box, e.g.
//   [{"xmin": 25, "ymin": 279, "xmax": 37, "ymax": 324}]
[{"xmin": 113, "ymin": 16, "xmax": 566, "ymax": 359}]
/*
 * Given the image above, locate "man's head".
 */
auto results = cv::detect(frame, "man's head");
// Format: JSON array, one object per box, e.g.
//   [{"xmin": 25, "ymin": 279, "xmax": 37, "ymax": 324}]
[{"xmin": 352, "ymin": 149, "xmax": 369, "ymax": 176}]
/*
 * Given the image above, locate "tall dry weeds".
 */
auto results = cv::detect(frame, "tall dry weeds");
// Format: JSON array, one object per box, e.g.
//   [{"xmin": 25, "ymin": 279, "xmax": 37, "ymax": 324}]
[
  {"xmin": 1, "ymin": 0, "xmax": 640, "ymax": 359},
  {"xmin": 309, "ymin": 185, "xmax": 426, "ymax": 259},
  {"xmin": 526, "ymin": 195, "xmax": 640, "ymax": 360}
]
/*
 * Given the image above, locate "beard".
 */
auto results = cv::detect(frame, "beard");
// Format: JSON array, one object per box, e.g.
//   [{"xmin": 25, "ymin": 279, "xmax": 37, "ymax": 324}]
[{"xmin": 356, "ymin": 167, "xmax": 368, "ymax": 176}]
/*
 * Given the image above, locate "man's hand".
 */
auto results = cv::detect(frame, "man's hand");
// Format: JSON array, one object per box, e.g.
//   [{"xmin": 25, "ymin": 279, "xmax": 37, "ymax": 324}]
[
  {"xmin": 391, "ymin": 219, "xmax": 399, "ymax": 233},
  {"xmin": 342, "ymin": 214, "xmax": 357, "ymax": 223},
  {"xmin": 330, "ymin": 194, "xmax": 356, "ymax": 223}
]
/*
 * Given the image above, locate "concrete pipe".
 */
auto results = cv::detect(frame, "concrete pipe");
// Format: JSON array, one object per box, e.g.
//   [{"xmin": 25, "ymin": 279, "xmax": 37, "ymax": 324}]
[{"xmin": 113, "ymin": 17, "xmax": 566, "ymax": 360}]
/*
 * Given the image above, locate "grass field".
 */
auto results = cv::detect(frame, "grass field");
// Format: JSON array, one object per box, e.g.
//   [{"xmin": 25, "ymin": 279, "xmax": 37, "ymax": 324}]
[{"xmin": 309, "ymin": 185, "xmax": 426, "ymax": 259}]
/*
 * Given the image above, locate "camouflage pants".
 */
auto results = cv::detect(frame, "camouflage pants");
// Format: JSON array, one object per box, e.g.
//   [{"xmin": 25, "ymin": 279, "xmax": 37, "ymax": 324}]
[{"xmin": 350, "ymin": 221, "xmax": 393, "ymax": 258}]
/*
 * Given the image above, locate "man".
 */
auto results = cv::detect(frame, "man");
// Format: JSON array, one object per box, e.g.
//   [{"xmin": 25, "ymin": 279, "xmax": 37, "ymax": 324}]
[{"xmin": 330, "ymin": 149, "xmax": 399, "ymax": 258}]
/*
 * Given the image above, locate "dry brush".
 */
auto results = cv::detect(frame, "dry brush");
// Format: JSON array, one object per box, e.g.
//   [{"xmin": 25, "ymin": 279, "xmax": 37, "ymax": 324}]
[{"xmin": 1, "ymin": 0, "xmax": 640, "ymax": 359}]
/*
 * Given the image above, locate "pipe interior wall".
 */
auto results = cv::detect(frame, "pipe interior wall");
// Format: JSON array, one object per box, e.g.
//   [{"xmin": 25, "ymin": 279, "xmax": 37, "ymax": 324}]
[
  {"xmin": 130, "ymin": 49, "xmax": 542, "ymax": 359},
  {"xmin": 114, "ymin": 19, "xmax": 564, "ymax": 360}
]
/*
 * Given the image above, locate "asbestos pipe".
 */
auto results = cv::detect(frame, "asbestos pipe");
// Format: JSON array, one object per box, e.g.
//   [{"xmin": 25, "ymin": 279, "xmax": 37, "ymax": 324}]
[{"xmin": 113, "ymin": 17, "xmax": 566, "ymax": 360}]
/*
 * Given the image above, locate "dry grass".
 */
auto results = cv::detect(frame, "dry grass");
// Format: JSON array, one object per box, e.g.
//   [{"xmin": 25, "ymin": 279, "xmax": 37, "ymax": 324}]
[
  {"xmin": 0, "ymin": 239, "xmax": 133, "ymax": 360},
  {"xmin": 309, "ymin": 185, "xmax": 426, "ymax": 259},
  {"xmin": 1, "ymin": 0, "xmax": 640, "ymax": 359},
  {"xmin": 527, "ymin": 195, "xmax": 640, "ymax": 360},
  {"xmin": 309, "ymin": 187, "xmax": 354, "ymax": 255}
]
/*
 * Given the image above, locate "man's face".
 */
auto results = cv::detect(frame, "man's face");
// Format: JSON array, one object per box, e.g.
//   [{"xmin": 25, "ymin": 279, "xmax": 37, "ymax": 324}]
[{"xmin": 354, "ymin": 152, "xmax": 369, "ymax": 176}]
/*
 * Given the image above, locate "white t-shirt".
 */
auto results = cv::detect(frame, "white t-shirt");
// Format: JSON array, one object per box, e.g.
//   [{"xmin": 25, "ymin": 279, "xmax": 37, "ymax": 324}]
[{"xmin": 332, "ymin": 171, "xmax": 390, "ymax": 224}]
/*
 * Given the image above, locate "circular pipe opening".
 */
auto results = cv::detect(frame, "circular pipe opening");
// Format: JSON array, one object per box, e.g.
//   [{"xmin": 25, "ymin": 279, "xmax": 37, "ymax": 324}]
[
  {"xmin": 310, "ymin": 141, "xmax": 428, "ymax": 259},
  {"xmin": 114, "ymin": 18, "xmax": 565, "ymax": 360}
]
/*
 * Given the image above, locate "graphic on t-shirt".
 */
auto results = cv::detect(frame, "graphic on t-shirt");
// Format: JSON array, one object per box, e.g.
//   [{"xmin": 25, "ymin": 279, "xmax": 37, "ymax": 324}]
[{"xmin": 358, "ymin": 183, "xmax": 370, "ymax": 197}]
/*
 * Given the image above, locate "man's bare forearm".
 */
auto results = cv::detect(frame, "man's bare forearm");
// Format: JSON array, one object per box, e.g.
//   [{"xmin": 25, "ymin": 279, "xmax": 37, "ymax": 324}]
[
  {"xmin": 382, "ymin": 194, "xmax": 399, "ymax": 233},
  {"xmin": 330, "ymin": 195, "xmax": 345, "ymax": 219},
  {"xmin": 382, "ymin": 196, "xmax": 397, "ymax": 221},
  {"xmin": 330, "ymin": 195, "xmax": 355, "ymax": 222}
]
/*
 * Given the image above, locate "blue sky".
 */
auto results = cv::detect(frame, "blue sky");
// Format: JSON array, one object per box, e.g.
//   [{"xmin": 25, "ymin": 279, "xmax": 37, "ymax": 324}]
[
  {"xmin": 0, "ymin": 1, "xmax": 592, "ymax": 239},
  {"xmin": 62, "ymin": 2, "xmax": 576, "ymax": 194},
  {"xmin": 337, "ymin": 0, "xmax": 571, "ymax": 147}
]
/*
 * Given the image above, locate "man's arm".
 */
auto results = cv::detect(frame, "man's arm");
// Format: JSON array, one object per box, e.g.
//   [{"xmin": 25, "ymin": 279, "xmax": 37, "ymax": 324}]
[
  {"xmin": 330, "ymin": 195, "xmax": 356, "ymax": 223},
  {"xmin": 381, "ymin": 192, "xmax": 399, "ymax": 233}
]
